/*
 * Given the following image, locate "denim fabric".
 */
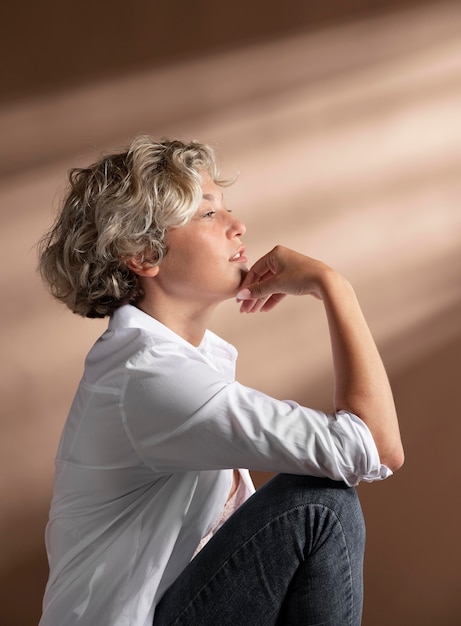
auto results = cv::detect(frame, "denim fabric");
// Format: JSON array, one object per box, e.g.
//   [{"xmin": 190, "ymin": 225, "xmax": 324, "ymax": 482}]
[{"xmin": 155, "ymin": 474, "xmax": 365, "ymax": 625}]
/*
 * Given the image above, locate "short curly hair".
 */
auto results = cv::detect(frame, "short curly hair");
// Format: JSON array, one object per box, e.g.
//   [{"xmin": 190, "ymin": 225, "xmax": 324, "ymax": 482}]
[{"xmin": 38, "ymin": 135, "xmax": 226, "ymax": 318}]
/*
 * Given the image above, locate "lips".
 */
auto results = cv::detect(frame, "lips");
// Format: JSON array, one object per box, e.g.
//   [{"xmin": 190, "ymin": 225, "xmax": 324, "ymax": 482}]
[{"xmin": 229, "ymin": 247, "xmax": 247, "ymax": 262}]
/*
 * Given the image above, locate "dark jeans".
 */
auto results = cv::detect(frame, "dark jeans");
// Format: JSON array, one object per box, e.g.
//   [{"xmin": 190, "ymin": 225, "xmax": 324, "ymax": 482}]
[{"xmin": 155, "ymin": 474, "xmax": 365, "ymax": 625}]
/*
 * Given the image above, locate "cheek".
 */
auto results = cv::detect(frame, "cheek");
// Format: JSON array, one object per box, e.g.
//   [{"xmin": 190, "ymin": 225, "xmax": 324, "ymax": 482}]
[{"xmin": 163, "ymin": 231, "xmax": 221, "ymax": 280}]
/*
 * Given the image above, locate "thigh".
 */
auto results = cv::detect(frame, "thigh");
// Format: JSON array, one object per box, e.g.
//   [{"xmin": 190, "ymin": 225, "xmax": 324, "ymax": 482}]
[{"xmin": 154, "ymin": 474, "xmax": 365, "ymax": 626}]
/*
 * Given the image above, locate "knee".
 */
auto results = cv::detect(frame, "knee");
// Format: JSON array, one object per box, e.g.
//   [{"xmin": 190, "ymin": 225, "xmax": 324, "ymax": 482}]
[{"xmin": 266, "ymin": 474, "xmax": 365, "ymax": 539}]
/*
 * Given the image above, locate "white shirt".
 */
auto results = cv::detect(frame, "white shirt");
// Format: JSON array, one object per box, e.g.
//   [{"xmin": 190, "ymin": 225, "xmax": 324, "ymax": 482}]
[{"xmin": 40, "ymin": 304, "xmax": 391, "ymax": 626}]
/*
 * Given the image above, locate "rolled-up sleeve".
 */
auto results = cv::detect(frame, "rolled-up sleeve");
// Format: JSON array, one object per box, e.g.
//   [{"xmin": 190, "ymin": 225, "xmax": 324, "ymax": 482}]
[
  {"xmin": 326, "ymin": 410, "xmax": 392, "ymax": 485},
  {"xmin": 120, "ymin": 342, "xmax": 391, "ymax": 487}
]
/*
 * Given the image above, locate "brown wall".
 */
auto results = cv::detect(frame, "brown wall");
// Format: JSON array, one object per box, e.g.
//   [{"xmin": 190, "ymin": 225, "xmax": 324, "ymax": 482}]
[
  {"xmin": 0, "ymin": 0, "xmax": 437, "ymax": 105},
  {"xmin": 1, "ymin": 1, "xmax": 460, "ymax": 624}
]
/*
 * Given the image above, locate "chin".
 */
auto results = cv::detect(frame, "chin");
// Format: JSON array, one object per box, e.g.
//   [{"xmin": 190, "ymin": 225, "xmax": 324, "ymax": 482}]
[{"xmin": 217, "ymin": 268, "xmax": 248, "ymax": 302}]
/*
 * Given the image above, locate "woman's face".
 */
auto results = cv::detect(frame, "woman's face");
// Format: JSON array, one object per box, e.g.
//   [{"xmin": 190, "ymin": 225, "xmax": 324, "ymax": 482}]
[{"xmin": 155, "ymin": 172, "xmax": 248, "ymax": 305}]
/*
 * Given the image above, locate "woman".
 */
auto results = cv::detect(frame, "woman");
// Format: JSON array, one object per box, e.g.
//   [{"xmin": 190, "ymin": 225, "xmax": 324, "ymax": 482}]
[{"xmin": 38, "ymin": 136, "xmax": 404, "ymax": 625}]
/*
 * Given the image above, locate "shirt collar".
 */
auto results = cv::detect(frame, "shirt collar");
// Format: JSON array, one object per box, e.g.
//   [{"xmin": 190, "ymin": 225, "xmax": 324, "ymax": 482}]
[{"xmin": 109, "ymin": 304, "xmax": 238, "ymax": 372}]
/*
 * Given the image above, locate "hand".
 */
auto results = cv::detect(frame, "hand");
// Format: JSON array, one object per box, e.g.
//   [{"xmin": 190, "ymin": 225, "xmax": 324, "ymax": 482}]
[{"xmin": 236, "ymin": 245, "xmax": 335, "ymax": 313}]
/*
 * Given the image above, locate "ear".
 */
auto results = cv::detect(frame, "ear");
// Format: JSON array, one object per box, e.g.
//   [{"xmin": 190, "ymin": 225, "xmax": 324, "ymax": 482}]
[{"xmin": 126, "ymin": 256, "xmax": 160, "ymax": 278}]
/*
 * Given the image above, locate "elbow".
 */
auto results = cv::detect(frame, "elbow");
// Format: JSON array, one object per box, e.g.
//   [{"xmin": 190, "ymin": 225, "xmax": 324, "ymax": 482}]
[{"xmin": 381, "ymin": 444, "xmax": 405, "ymax": 473}]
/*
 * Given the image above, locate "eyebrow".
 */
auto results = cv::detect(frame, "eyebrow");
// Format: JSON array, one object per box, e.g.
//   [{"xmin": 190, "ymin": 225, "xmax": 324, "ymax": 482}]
[{"xmin": 202, "ymin": 192, "xmax": 224, "ymax": 202}]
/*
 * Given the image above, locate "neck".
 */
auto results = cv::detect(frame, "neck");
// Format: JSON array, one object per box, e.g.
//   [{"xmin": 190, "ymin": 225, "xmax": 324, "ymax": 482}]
[{"xmin": 136, "ymin": 293, "xmax": 217, "ymax": 347}]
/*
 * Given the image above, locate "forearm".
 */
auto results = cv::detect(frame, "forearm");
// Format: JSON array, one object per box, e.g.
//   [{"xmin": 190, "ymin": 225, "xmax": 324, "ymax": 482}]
[
  {"xmin": 320, "ymin": 270, "xmax": 404, "ymax": 470},
  {"xmin": 238, "ymin": 245, "xmax": 404, "ymax": 471}
]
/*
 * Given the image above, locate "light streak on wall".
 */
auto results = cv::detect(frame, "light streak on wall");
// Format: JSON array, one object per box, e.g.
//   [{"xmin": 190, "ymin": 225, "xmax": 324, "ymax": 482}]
[{"xmin": 0, "ymin": 2, "xmax": 460, "ymax": 624}]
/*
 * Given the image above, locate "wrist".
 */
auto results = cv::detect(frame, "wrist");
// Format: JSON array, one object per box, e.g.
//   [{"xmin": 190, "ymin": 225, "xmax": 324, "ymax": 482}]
[{"xmin": 316, "ymin": 267, "xmax": 352, "ymax": 302}]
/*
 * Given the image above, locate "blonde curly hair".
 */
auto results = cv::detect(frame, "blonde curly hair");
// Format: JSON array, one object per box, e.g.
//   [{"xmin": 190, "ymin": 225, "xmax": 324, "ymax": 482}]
[{"xmin": 38, "ymin": 136, "xmax": 226, "ymax": 318}]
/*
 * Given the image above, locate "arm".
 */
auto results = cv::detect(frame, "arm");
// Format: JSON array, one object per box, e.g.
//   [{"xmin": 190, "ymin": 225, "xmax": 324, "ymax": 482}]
[
  {"xmin": 237, "ymin": 245, "xmax": 404, "ymax": 472},
  {"xmin": 122, "ymin": 347, "xmax": 387, "ymax": 485}
]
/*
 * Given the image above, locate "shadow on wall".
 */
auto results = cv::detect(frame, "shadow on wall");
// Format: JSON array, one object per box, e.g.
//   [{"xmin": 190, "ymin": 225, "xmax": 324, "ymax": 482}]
[
  {"xmin": 1, "ymin": 2, "xmax": 461, "ymax": 625},
  {"xmin": 0, "ymin": 0, "xmax": 439, "ymax": 105},
  {"xmin": 359, "ymin": 314, "xmax": 461, "ymax": 625}
]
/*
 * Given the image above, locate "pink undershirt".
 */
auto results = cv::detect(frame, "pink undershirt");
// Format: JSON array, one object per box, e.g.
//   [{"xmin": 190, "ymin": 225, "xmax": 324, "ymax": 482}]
[{"xmin": 193, "ymin": 470, "xmax": 247, "ymax": 557}]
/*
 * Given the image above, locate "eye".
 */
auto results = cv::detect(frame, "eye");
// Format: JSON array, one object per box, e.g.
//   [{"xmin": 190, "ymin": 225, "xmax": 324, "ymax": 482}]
[{"xmin": 202, "ymin": 210, "xmax": 216, "ymax": 218}]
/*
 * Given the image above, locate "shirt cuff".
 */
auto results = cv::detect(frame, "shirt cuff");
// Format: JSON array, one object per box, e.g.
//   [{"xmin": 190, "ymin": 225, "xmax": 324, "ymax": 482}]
[{"xmin": 331, "ymin": 410, "xmax": 393, "ymax": 486}]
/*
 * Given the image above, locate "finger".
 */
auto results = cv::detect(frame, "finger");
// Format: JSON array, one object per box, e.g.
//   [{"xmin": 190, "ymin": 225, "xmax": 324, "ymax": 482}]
[
  {"xmin": 239, "ymin": 292, "xmax": 287, "ymax": 313},
  {"xmin": 239, "ymin": 296, "xmax": 266, "ymax": 313},
  {"xmin": 241, "ymin": 273, "xmax": 287, "ymax": 301},
  {"xmin": 236, "ymin": 268, "xmax": 274, "ymax": 302},
  {"xmin": 240, "ymin": 248, "xmax": 281, "ymax": 286},
  {"xmin": 239, "ymin": 266, "xmax": 273, "ymax": 293},
  {"xmin": 238, "ymin": 288, "xmax": 287, "ymax": 313},
  {"xmin": 260, "ymin": 293, "xmax": 287, "ymax": 312}
]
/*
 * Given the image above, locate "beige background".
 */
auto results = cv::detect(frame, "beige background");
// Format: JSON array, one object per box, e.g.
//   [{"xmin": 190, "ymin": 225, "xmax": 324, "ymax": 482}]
[{"xmin": 1, "ymin": 1, "xmax": 460, "ymax": 624}]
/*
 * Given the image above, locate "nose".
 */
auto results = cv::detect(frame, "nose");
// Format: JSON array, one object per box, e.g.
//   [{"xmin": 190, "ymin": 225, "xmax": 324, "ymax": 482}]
[{"xmin": 228, "ymin": 213, "xmax": 246, "ymax": 238}]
